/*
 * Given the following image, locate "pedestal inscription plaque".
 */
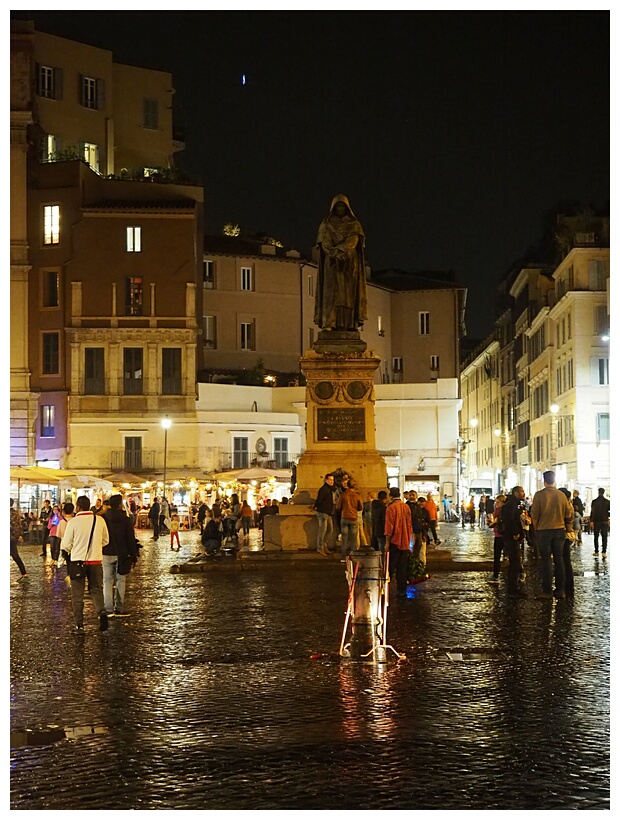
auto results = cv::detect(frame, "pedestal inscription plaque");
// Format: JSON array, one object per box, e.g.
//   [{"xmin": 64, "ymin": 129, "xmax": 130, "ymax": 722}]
[{"xmin": 316, "ymin": 407, "xmax": 365, "ymax": 441}]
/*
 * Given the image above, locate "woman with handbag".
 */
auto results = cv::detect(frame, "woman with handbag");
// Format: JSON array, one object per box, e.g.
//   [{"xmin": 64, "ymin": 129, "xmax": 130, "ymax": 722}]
[{"xmin": 102, "ymin": 494, "xmax": 140, "ymax": 616}]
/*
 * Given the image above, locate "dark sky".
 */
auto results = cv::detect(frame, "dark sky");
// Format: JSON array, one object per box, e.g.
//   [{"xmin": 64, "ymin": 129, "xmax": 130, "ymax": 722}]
[{"xmin": 14, "ymin": 10, "xmax": 609, "ymax": 338}]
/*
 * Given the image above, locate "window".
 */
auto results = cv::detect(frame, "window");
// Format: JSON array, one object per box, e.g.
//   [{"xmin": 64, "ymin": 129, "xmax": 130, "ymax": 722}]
[
  {"xmin": 557, "ymin": 415, "xmax": 574, "ymax": 448},
  {"xmin": 532, "ymin": 381, "xmax": 549, "ymax": 419},
  {"xmin": 233, "ymin": 437, "xmax": 249, "ymax": 469},
  {"xmin": 123, "ymin": 348, "xmax": 143, "ymax": 395},
  {"xmin": 42, "ymin": 332, "xmax": 59, "ymax": 375},
  {"xmin": 529, "ymin": 325, "xmax": 546, "ymax": 361},
  {"xmin": 40, "ymin": 405, "xmax": 55, "ymax": 438},
  {"xmin": 80, "ymin": 142, "xmax": 99, "ymax": 172},
  {"xmin": 203, "ymin": 260, "xmax": 215, "ymax": 288},
  {"xmin": 588, "ymin": 260, "xmax": 606, "ymax": 291},
  {"xmin": 392, "ymin": 357, "xmax": 403, "ymax": 372},
  {"xmin": 591, "ymin": 357, "xmax": 610, "ymax": 386},
  {"xmin": 240, "ymin": 267, "xmax": 253, "ymax": 291},
  {"xmin": 595, "ymin": 305, "xmax": 608, "ymax": 334},
  {"xmin": 143, "ymin": 98, "xmax": 159, "ymax": 130},
  {"xmin": 43, "ymin": 205, "xmax": 60, "ymax": 245},
  {"xmin": 126, "ymin": 227, "xmax": 142, "ymax": 252},
  {"xmin": 308, "ymin": 275, "xmax": 314, "ymax": 297},
  {"xmin": 204, "ymin": 316, "xmax": 217, "ymax": 349},
  {"xmin": 274, "ymin": 438, "xmax": 289, "ymax": 469},
  {"xmin": 124, "ymin": 437, "xmax": 142, "ymax": 470},
  {"xmin": 125, "ymin": 277, "xmax": 143, "ymax": 316},
  {"xmin": 378, "ymin": 315, "xmax": 384, "ymax": 336},
  {"xmin": 418, "ymin": 311, "xmax": 430, "ymax": 335},
  {"xmin": 567, "ymin": 312, "xmax": 572, "ymax": 340},
  {"xmin": 143, "ymin": 167, "xmax": 158, "ymax": 178},
  {"xmin": 430, "ymin": 355, "xmax": 440, "ymax": 371},
  {"xmin": 80, "ymin": 75, "xmax": 104, "ymax": 110},
  {"xmin": 37, "ymin": 64, "xmax": 62, "ymax": 100},
  {"xmin": 597, "ymin": 413, "xmax": 610, "ymax": 442},
  {"xmin": 84, "ymin": 348, "xmax": 105, "ymax": 394},
  {"xmin": 41, "ymin": 134, "xmax": 59, "ymax": 162},
  {"xmin": 41, "ymin": 270, "xmax": 59, "ymax": 308},
  {"xmin": 240, "ymin": 321, "xmax": 255, "ymax": 351},
  {"xmin": 162, "ymin": 348, "xmax": 182, "ymax": 395}
]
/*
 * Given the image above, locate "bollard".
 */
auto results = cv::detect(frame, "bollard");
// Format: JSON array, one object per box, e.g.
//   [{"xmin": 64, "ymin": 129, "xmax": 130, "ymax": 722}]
[{"xmin": 347, "ymin": 547, "xmax": 386, "ymax": 662}]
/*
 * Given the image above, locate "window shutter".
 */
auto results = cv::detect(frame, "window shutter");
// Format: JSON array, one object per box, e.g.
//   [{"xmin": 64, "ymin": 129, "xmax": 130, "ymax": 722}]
[
  {"xmin": 78, "ymin": 73, "xmax": 84, "ymax": 105},
  {"xmin": 35, "ymin": 62, "xmax": 41, "ymax": 95},
  {"xmin": 54, "ymin": 67, "xmax": 63, "ymax": 100},
  {"xmin": 96, "ymin": 78, "xmax": 105, "ymax": 110},
  {"xmin": 78, "ymin": 142, "xmax": 86, "ymax": 162}
]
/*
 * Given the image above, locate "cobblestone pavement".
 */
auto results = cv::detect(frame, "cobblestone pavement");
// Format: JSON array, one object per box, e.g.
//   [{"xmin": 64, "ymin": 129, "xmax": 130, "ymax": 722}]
[{"xmin": 10, "ymin": 524, "xmax": 610, "ymax": 809}]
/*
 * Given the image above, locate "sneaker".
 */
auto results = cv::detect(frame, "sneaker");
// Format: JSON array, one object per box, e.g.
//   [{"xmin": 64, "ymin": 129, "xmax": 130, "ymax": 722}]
[
  {"xmin": 602, "ymin": 552, "xmax": 607, "ymax": 559},
  {"xmin": 593, "ymin": 551, "xmax": 599, "ymax": 556},
  {"xmin": 434, "ymin": 540, "xmax": 442, "ymax": 546},
  {"xmin": 488, "ymin": 576, "xmax": 500, "ymax": 584},
  {"xmin": 98, "ymin": 611, "xmax": 109, "ymax": 632},
  {"xmin": 17, "ymin": 575, "xmax": 30, "ymax": 584}
]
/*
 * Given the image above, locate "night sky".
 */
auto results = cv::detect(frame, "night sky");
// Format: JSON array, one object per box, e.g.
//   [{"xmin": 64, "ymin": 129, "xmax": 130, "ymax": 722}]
[{"xmin": 13, "ymin": 10, "xmax": 609, "ymax": 338}]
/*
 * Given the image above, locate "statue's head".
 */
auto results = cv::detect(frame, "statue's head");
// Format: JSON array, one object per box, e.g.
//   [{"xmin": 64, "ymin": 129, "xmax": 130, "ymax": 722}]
[{"xmin": 329, "ymin": 194, "xmax": 354, "ymax": 218}]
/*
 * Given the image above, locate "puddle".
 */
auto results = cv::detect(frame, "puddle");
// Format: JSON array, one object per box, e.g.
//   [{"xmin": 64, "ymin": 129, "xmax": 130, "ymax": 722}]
[
  {"xmin": 444, "ymin": 648, "xmax": 503, "ymax": 662},
  {"xmin": 10, "ymin": 724, "xmax": 107, "ymax": 749}
]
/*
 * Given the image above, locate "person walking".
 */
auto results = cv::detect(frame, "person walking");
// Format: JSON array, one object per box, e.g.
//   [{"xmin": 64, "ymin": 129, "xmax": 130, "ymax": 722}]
[
  {"xmin": 240, "ymin": 500, "xmax": 253, "ymax": 539},
  {"xmin": 337, "ymin": 479, "xmax": 363, "ymax": 561},
  {"xmin": 467, "ymin": 496, "xmax": 476, "ymax": 529},
  {"xmin": 497, "ymin": 488, "xmax": 527, "ymax": 597},
  {"xmin": 102, "ymin": 494, "xmax": 139, "ymax": 616},
  {"xmin": 148, "ymin": 497, "xmax": 160, "ymax": 540},
  {"xmin": 57, "ymin": 501, "xmax": 74, "ymax": 579},
  {"xmin": 424, "ymin": 493, "xmax": 441, "ymax": 545},
  {"xmin": 558, "ymin": 488, "xmax": 576, "ymax": 597},
  {"xmin": 384, "ymin": 487, "xmax": 413, "ymax": 598},
  {"xmin": 39, "ymin": 498, "xmax": 52, "ymax": 557},
  {"xmin": 10, "ymin": 499, "xmax": 29, "ymax": 583},
  {"xmin": 313, "ymin": 473, "xmax": 335, "ymax": 556},
  {"xmin": 530, "ymin": 471, "xmax": 574, "ymax": 600},
  {"xmin": 488, "ymin": 494, "xmax": 507, "ymax": 583},
  {"xmin": 169, "ymin": 513, "xmax": 181, "ymax": 551},
  {"xmin": 590, "ymin": 488, "xmax": 610, "ymax": 557},
  {"xmin": 370, "ymin": 490, "xmax": 388, "ymax": 552},
  {"xmin": 478, "ymin": 494, "xmax": 487, "ymax": 528},
  {"xmin": 62, "ymin": 495, "xmax": 110, "ymax": 632}
]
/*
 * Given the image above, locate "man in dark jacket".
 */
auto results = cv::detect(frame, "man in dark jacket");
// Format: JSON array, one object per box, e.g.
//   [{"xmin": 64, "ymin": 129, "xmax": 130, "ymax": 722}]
[
  {"xmin": 39, "ymin": 499, "xmax": 52, "ymax": 557},
  {"xmin": 197, "ymin": 502, "xmax": 209, "ymax": 534},
  {"xmin": 202, "ymin": 514, "xmax": 223, "ymax": 554},
  {"xmin": 590, "ymin": 488, "xmax": 610, "ymax": 557},
  {"xmin": 370, "ymin": 490, "xmax": 388, "ymax": 552},
  {"xmin": 148, "ymin": 498, "xmax": 160, "ymax": 540},
  {"xmin": 313, "ymin": 473, "xmax": 335, "ymax": 555},
  {"xmin": 102, "ymin": 494, "xmax": 139, "ymax": 616},
  {"xmin": 500, "ymin": 486, "xmax": 527, "ymax": 598}
]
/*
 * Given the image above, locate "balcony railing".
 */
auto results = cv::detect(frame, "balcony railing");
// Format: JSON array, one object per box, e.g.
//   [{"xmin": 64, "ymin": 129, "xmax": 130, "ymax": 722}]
[
  {"xmin": 110, "ymin": 449, "xmax": 156, "ymax": 472},
  {"xmin": 217, "ymin": 452, "xmax": 301, "ymax": 472}
]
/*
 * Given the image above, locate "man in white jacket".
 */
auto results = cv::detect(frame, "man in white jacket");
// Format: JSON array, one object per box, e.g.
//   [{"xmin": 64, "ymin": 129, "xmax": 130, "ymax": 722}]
[{"xmin": 62, "ymin": 495, "xmax": 110, "ymax": 632}]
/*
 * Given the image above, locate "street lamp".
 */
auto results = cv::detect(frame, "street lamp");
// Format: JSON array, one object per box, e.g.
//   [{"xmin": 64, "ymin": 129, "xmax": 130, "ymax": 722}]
[{"xmin": 161, "ymin": 416, "xmax": 172, "ymax": 502}]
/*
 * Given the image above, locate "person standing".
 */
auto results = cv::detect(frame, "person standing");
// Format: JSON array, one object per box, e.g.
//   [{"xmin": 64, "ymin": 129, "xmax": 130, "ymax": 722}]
[
  {"xmin": 57, "ymin": 501, "xmax": 74, "ymax": 578},
  {"xmin": 47, "ymin": 505, "xmax": 62, "ymax": 562},
  {"xmin": 62, "ymin": 495, "xmax": 110, "ymax": 632},
  {"xmin": 90, "ymin": 498, "xmax": 104, "ymax": 515},
  {"xmin": 384, "ymin": 487, "xmax": 413, "ymax": 598},
  {"xmin": 39, "ymin": 498, "xmax": 52, "ymax": 557},
  {"xmin": 337, "ymin": 478, "xmax": 363, "ymax": 562},
  {"xmin": 497, "ymin": 488, "xmax": 527, "ymax": 597},
  {"xmin": 530, "ymin": 471, "xmax": 574, "ymax": 599},
  {"xmin": 313, "ymin": 473, "xmax": 335, "ymax": 556},
  {"xmin": 489, "ymin": 494, "xmax": 507, "ymax": 584},
  {"xmin": 169, "ymin": 514, "xmax": 181, "ymax": 551},
  {"xmin": 240, "ymin": 500, "xmax": 253, "ymax": 539},
  {"xmin": 571, "ymin": 492, "xmax": 583, "ymax": 544},
  {"xmin": 197, "ymin": 501, "xmax": 209, "ymax": 535},
  {"xmin": 467, "ymin": 496, "xmax": 476, "ymax": 529},
  {"xmin": 10, "ymin": 499, "xmax": 29, "ymax": 583},
  {"xmin": 590, "ymin": 488, "xmax": 610, "ymax": 557},
  {"xmin": 442, "ymin": 494, "xmax": 451, "ymax": 522},
  {"xmin": 102, "ymin": 494, "xmax": 139, "ymax": 616},
  {"xmin": 370, "ymin": 490, "xmax": 388, "ymax": 552},
  {"xmin": 424, "ymin": 493, "xmax": 441, "ymax": 545},
  {"xmin": 485, "ymin": 493, "xmax": 495, "ymax": 524},
  {"xmin": 148, "ymin": 497, "xmax": 160, "ymax": 540},
  {"xmin": 478, "ymin": 494, "xmax": 487, "ymax": 528},
  {"xmin": 558, "ymin": 488, "xmax": 576, "ymax": 597}
]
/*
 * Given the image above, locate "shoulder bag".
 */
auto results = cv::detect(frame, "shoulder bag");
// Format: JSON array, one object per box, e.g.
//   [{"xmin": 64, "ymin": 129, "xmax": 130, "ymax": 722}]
[{"xmin": 68, "ymin": 515, "xmax": 97, "ymax": 581}]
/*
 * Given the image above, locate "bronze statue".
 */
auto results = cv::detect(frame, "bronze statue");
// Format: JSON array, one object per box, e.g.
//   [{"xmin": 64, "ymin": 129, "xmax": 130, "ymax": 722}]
[{"xmin": 314, "ymin": 195, "xmax": 368, "ymax": 332}]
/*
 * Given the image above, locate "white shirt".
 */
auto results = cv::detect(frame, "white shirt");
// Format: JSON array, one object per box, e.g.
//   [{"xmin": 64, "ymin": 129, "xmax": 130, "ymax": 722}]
[{"xmin": 62, "ymin": 511, "xmax": 109, "ymax": 562}]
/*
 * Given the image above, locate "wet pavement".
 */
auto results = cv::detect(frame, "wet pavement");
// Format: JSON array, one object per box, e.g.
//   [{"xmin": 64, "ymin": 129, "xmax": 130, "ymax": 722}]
[{"xmin": 10, "ymin": 524, "xmax": 610, "ymax": 809}]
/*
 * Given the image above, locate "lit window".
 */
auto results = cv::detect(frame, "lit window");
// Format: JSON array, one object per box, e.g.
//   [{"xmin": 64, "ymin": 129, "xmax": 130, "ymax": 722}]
[
  {"xmin": 126, "ymin": 227, "xmax": 142, "ymax": 252},
  {"xmin": 42, "ymin": 332, "xmax": 59, "ymax": 375},
  {"xmin": 204, "ymin": 316, "xmax": 217, "ymax": 349},
  {"xmin": 41, "ymin": 134, "xmax": 58, "ymax": 162},
  {"xmin": 241, "ymin": 267, "xmax": 253, "ymax": 291},
  {"xmin": 143, "ymin": 98, "xmax": 159, "ymax": 130},
  {"xmin": 378, "ymin": 315, "xmax": 385, "ymax": 336},
  {"xmin": 143, "ymin": 167, "xmax": 158, "ymax": 177},
  {"xmin": 240, "ymin": 321, "xmax": 255, "ymax": 350},
  {"xmin": 80, "ymin": 142, "xmax": 99, "ymax": 172},
  {"xmin": 419, "ymin": 311, "xmax": 430, "ymax": 335},
  {"xmin": 203, "ymin": 260, "xmax": 215, "ymax": 288},
  {"xmin": 43, "ymin": 205, "xmax": 60, "ymax": 245},
  {"xmin": 125, "ymin": 277, "xmax": 143, "ymax": 316},
  {"xmin": 40, "ymin": 405, "xmax": 55, "ymax": 438}
]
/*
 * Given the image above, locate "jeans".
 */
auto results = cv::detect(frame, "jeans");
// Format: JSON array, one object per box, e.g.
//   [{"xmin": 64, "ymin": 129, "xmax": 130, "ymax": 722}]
[
  {"xmin": 340, "ymin": 518, "xmax": 358, "ymax": 559},
  {"xmin": 428, "ymin": 520, "xmax": 439, "ymax": 543},
  {"xmin": 492, "ymin": 536, "xmax": 504, "ymax": 578},
  {"xmin": 593, "ymin": 523, "xmax": 609, "ymax": 553},
  {"xmin": 102, "ymin": 555, "xmax": 127, "ymax": 614},
  {"xmin": 316, "ymin": 511, "xmax": 333, "ymax": 550},
  {"xmin": 150, "ymin": 517, "xmax": 159, "ymax": 538},
  {"xmin": 71, "ymin": 563, "xmax": 105, "ymax": 626},
  {"xmin": 49, "ymin": 535, "xmax": 61, "ymax": 561},
  {"xmin": 10, "ymin": 540, "xmax": 27, "ymax": 575},
  {"xmin": 389, "ymin": 545, "xmax": 410, "ymax": 594},
  {"xmin": 502, "ymin": 536, "xmax": 525, "ymax": 593},
  {"xmin": 375, "ymin": 534, "xmax": 386, "ymax": 553},
  {"xmin": 536, "ymin": 529, "xmax": 566, "ymax": 595},
  {"xmin": 242, "ymin": 516, "xmax": 252, "ymax": 536}
]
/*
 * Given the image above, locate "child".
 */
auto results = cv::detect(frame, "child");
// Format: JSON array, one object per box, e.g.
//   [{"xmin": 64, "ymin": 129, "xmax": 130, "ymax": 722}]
[{"xmin": 170, "ymin": 513, "xmax": 181, "ymax": 551}]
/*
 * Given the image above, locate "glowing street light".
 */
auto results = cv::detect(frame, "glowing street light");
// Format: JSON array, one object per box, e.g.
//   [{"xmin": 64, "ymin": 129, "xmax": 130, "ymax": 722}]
[
  {"xmin": 550, "ymin": 404, "xmax": 560, "ymax": 415},
  {"xmin": 469, "ymin": 418, "xmax": 478, "ymax": 428},
  {"xmin": 161, "ymin": 416, "xmax": 172, "ymax": 502}
]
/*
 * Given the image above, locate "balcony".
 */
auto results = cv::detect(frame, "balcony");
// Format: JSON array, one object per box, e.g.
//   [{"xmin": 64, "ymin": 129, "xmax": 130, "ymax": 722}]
[
  {"xmin": 217, "ymin": 452, "xmax": 301, "ymax": 472},
  {"xmin": 110, "ymin": 449, "xmax": 156, "ymax": 472}
]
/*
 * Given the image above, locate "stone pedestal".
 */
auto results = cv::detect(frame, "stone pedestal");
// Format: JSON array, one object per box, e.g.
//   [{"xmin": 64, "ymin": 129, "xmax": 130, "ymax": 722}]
[{"xmin": 294, "ymin": 332, "xmax": 388, "ymax": 501}]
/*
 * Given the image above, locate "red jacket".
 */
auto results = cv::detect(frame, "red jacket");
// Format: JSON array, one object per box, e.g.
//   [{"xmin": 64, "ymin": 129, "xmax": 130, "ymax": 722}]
[{"xmin": 384, "ymin": 499, "xmax": 412, "ymax": 550}]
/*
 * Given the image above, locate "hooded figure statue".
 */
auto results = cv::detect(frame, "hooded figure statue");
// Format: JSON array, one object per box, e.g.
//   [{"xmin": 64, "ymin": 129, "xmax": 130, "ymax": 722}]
[{"xmin": 314, "ymin": 195, "xmax": 368, "ymax": 332}]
